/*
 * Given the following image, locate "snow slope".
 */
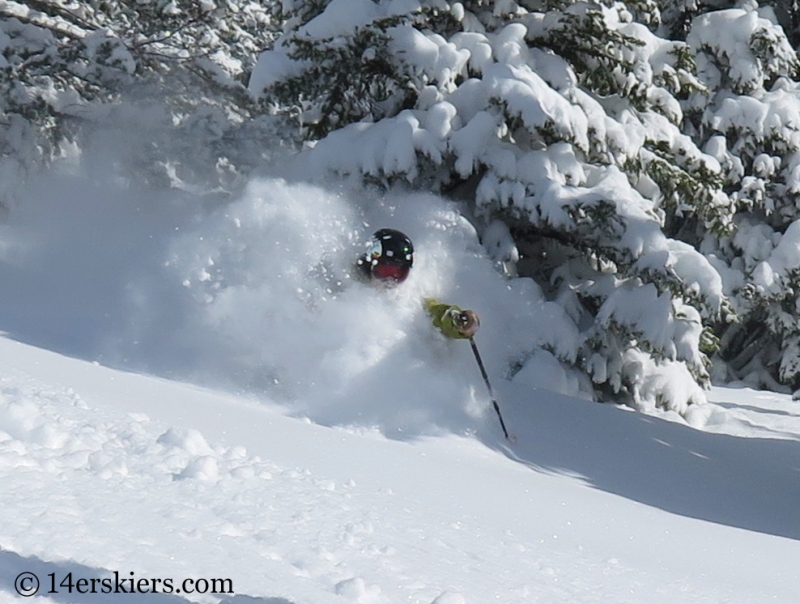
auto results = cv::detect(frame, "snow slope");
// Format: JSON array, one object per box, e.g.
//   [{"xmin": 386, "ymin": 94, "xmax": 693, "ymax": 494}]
[
  {"xmin": 0, "ymin": 337, "xmax": 799, "ymax": 604},
  {"xmin": 0, "ymin": 170, "xmax": 798, "ymax": 603}
]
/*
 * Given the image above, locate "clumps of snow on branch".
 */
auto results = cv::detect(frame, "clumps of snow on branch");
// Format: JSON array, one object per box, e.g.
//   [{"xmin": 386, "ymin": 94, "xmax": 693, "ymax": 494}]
[
  {"xmin": 688, "ymin": 6, "xmax": 798, "ymax": 94},
  {"xmin": 748, "ymin": 220, "xmax": 800, "ymax": 297}
]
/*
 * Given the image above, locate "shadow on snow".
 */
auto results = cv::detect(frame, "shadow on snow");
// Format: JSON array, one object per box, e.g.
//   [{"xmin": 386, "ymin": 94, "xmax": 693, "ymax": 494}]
[{"xmin": 482, "ymin": 385, "xmax": 800, "ymax": 542}]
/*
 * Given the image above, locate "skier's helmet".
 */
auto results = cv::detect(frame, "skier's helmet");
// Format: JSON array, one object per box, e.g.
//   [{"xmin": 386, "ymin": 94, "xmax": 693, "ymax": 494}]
[{"xmin": 358, "ymin": 228, "xmax": 414, "ymax": 284}]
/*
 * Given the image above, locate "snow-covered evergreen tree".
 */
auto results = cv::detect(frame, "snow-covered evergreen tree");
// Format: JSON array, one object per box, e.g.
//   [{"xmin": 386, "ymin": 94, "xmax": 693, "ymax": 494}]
[
  {"xmin": 252, "ymin": 0, "xmax": 738, "ymax": 412},
  {"xmin": 685, "ymin": 2, "xmax": 800, "ymax": 390},
  {"xmin": 0, "ymin": 0, "xmax": 277, "ymax": 205}
]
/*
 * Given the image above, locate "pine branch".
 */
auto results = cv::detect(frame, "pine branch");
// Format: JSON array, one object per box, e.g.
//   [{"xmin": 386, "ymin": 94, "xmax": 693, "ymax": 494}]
[
  {"xmin": 0, "ymin": 0, "xmax": 85, "ymax": 39},
  {"xmin": 17, "ymin": 0, "xmax": 96, "ymax": 31}
]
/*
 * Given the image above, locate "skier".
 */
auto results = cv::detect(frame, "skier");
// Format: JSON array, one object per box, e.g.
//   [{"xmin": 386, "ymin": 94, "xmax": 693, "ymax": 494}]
[
  {"xmin": 356, "ymin": 228, "xmax": 480, "ymax": 339},
  {"xmin": 357, "ymin": 227, "xmax": 511, "ymax": 439}
]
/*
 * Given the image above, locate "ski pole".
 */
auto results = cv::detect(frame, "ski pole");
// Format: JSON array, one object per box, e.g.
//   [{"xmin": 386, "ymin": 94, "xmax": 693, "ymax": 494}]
[{"xmin": 469, "ymin": 336, "xmax": 511, "ymax": 440}]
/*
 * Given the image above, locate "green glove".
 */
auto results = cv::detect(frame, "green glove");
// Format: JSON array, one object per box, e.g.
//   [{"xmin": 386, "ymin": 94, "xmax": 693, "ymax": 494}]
[{"xmin": 424, "ymin": 298, "xmax": 480, "ymax": 339}]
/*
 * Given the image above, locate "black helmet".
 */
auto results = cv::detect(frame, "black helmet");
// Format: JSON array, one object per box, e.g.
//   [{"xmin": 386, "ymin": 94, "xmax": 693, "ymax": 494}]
[{"xmin": 357, "ymin": 228, "xmax": 414, "ymax": 284}]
